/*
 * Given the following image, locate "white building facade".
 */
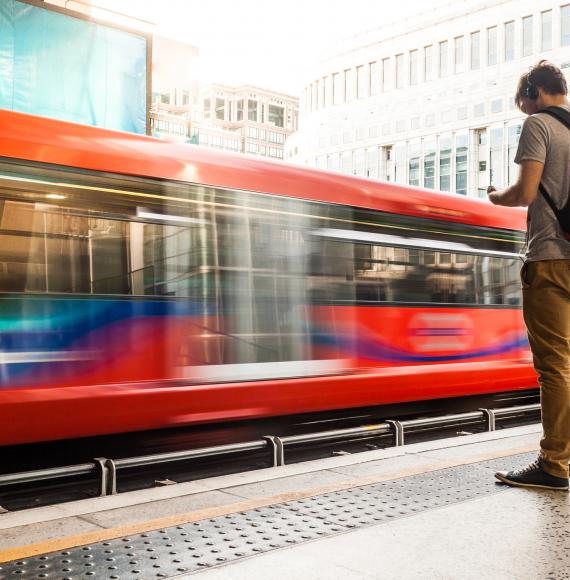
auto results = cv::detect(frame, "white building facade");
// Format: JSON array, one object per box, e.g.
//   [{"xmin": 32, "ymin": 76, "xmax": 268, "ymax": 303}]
[
  {"xmin": 151, "ymin": 84, "xmax": 299, "ymax": 160},
  {"xmin": 287, "ymin": 0, "xmax": 570, "ymax": 197}
]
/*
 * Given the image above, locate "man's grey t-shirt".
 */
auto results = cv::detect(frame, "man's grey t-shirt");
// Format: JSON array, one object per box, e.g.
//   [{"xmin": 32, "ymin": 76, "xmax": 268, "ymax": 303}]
[{"xmin": 515, "ymin": 103, "xmax": 570, "ymax": 261}]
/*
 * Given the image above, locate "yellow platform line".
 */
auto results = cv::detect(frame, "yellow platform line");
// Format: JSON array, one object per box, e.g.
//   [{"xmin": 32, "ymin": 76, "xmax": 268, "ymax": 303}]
[{"xmin": 0, "ymin": 443, "xmax": 535, "ymax": 564}]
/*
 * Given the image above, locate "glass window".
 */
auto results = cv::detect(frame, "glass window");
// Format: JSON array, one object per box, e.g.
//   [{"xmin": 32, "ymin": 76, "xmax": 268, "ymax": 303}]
[
  {"xmin": 341, "ymin": 151, "xmax": 352, "ymax": 174},
  {"xmin": 248, "ymin": 99, "xmax": 258, "ymax": 122},
  {"xmin": 439, "ymin": 135, "xmax": 452, "ymax": 192},
  {"xmin": 236, "ymin": 99, "xmax": 244, "ymax": 121},
  {"xmin": 504, "ymin": 21, "xmax": 515, "ymax": 60},
  {"xmin": 470, "ymin": 31, "xmax": 480, "ymax": 70},
  {"xmin": 439, "ymin": 40, "xmax": 449, "ymax": 77},
  {"xmin": 321, "ymin": 76, "xmax": 327, "ymax": 107},
  {"xmin": 508, "ymin": 125, "xmax": 522, "ymax": 185},
  {"xmin": 409, "ymin": 50, "xmax": 418, "ymax": 85},
  {"xmin": 343, "ymin": 68, "xmax": 353, "ymax": 102},
  {"xmin": 382, "ymin": 57, "xmax": 392, "ymax": 91},
  {"xmin": 424, "ymin": 45, "xmax": 433, "ymax": 81},
  {"xmin": 395, "ymin": 143, "xmax": 407, "ymax": 184},
  {"xmin": 523, "ymin": 15, "xmax": 533, "ymax": 57},
  {"xmin": 491, "ymin": 98, "xmax": 503, "ymax": 113},
  {"xmin": 487, "ymin": 26, "xmax": 498, "ymax": 65},
  {"xmin": 454, "ymin": 36, "xmax": 464, "ymax": 73},
  {"xmin": 215, "ymin": 98, "xmax": 225, "ymax": 120},
  {"xmin": 366, "ymin": 147, "xmax": 379, "ymax": 178},
  {"xmin": 203, "ymin": 97, "xmax": 211, "ymax": 120},
  {"xmin": 369, "ymin": 61, "xmax": 379, "ymax": 96},
  {"xmin": 423, "ymin": 139, "xmax": 436, "ymax": 189},
  {"xmin": 408, "ymin": 141, "xmax": 421, "ymax": 187},
  {"xmin": 354, "ymin": 149, "xmax": 366, "ymax": 176},
  {"xmin": 333, "ymin": 73, "xmax": 341, "ymax": 105},
  {"xmin": 356, "ymin": 65, "xmax": 366, "ymax": 98},
  {"xmin": 395, "ymin": 54, "xmax": 404, "ymax": 88},
  {"xmin": 541, "ymin": 10, "xmax": 552, "ymax": 52},
  {"xmin": 490, "ymin": 127, "xmax": 504, "ymax": 189},
  {"xmin": 563, "ymin": 5, "xmax": 570, "ymax": 46},
  {"xmin": 327, "ymin": 153, "xmax": 340, "ymax": 172},
  {"xmin": 455, "ymin": 134, "xmax": 468, "ymax": 195},
  {"xmin": 268, "ymin": 105, "xmax": 284, "ymax": 128}
]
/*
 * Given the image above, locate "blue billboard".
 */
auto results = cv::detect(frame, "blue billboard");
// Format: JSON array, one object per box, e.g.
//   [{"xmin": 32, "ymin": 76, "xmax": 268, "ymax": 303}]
[{"xmin": 0, "ymin": 0, "xmax": 149, "ymax": 134}]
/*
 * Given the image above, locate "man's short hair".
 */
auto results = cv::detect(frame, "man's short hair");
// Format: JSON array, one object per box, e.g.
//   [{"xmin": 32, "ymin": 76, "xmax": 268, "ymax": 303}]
[{"xmin": 515, "ymin": 60, "xmax": 568, "ymax": 110}]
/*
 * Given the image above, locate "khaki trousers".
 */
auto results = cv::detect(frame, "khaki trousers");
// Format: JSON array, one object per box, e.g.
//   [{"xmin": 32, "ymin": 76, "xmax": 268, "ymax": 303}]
[{"xmin": 522, "ymin": 259, "xmax": 570, "ymax": 479}]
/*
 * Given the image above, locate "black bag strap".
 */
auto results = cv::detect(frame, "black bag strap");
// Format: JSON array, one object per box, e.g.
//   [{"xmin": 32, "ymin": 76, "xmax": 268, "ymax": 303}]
[
  {"xmin": 540, "ymin": 106, "xmax": 570, "ymax": 131},
  {"xmin": 535, "ymin": 106, "xmax": 570, "ymax": 216}
]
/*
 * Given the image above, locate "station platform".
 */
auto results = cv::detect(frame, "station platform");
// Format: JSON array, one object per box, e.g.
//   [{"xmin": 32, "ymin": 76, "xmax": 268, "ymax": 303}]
[{"xmin": 1, "ymin": 423, "xmax": 567, "ymax": 579}]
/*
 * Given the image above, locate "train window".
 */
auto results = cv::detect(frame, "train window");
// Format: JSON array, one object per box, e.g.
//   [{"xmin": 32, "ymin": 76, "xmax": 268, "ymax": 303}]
[{"xmin": 312, "ymin": 235, "xmax": 521, "ymax": 306}]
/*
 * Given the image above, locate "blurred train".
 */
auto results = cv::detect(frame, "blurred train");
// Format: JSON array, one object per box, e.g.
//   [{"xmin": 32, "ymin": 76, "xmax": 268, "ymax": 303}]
[{"xmin": 0, "ymin": 110, "xmax": 536, "ymax": 446}]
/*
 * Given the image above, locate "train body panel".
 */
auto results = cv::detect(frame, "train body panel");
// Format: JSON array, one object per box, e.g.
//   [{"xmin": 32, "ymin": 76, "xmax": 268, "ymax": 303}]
[{"xmin": 0, "ymin": 110, "xmax": 536, "ymax": 445}]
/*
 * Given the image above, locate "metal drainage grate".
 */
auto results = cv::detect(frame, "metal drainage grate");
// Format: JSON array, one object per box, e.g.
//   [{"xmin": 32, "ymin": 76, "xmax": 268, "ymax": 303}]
[{"xmin": 0, "ymin": 452, "xmax": 535, "ymax": 579}]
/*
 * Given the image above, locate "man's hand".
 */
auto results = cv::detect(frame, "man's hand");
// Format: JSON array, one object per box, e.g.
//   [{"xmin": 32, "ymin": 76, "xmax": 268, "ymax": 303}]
[{"xmin": 487, "ymin": 185, "xmax": 499, "ymax": 205}]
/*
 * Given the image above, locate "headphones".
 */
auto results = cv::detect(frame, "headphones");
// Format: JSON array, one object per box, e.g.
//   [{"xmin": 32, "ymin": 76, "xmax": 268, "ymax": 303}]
[{"xmin": 524, "ymin": 75, "xmax": 539, "ymax": 100}]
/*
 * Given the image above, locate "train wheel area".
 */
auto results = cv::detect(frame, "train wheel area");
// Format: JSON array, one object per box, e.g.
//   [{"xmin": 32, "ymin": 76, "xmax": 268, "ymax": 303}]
[{"xmin": 2, "ymin": 424, "xmax": 564, "ymax": 579}]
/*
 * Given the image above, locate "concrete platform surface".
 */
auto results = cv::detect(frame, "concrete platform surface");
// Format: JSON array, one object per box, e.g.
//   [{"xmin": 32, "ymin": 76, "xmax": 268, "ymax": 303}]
[{"xmin": 1, "ymin": 424, "xmax": 564, "ymax": 580}]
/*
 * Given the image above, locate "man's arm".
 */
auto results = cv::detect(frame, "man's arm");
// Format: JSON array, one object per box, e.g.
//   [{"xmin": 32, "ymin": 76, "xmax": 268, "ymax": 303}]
[{"xmin": 487, "ymin": 160, "xmax": 544, "ymax": 207}]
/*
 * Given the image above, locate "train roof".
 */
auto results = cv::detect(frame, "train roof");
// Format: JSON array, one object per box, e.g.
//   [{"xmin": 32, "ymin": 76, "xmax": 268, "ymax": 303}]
[{"xmin": 0, "ymin": 109, "xmax": 526, "ymax": 232}]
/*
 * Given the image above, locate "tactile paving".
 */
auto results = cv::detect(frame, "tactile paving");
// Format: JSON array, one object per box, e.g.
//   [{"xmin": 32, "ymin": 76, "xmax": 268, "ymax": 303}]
[{"xmin": 0, "ymin": 452, "xmax": 536, "ymax": 579}]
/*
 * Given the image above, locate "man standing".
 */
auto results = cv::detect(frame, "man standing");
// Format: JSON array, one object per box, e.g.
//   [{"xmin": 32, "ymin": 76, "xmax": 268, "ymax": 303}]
[{"xmin": 489, "ymin": 60, "xmax": 570, "ymax": 490}]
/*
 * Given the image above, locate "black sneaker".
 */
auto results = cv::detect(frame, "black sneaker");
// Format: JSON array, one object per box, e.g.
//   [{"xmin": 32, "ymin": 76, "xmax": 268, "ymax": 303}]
[{"xmin": 495, "ymin": 458, "xmax": 569, "ymax": 490}]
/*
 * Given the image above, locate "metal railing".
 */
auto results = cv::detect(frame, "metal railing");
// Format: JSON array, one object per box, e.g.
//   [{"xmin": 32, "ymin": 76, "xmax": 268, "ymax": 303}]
[{"xmin": 0, "ymin": 403, "xmax": 540, "ymax": 509}]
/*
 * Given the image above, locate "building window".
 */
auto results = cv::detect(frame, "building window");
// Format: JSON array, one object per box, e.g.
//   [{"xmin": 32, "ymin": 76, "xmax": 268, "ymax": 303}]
[
  {"xmin": 382, "ymin": 57, "xmax": 392, "ymax": 91},
  {"xmin": 455, "ymin": 134, "xmax": 468, "ymax": 195},
  {"xmin": 247, "ymin": 127, "xmax": 258, "ymax": 138},
  {"xmin": 237, "ymin": 99, "xmax": 244, "ymax": 121},
  {"xmin": 312, "ymin": 83, "xmax": 318, "ymax": 111},
  {"xmin": 542, "ymin": 10, "xmax": 552, "ymax": 51},
  {"xmin": 411, "ymin": 117, "xmax": 420, "ymax": 130},
  {"xmin": 215, "ymin": 98, "xmax": 225, "ymax": 120},
  {"xmin": 395, "ymin": 54, "xmax": 404, "ymax": 88},
  {"xmin": 268, "ymin": 105, "xmax": 284, "ymax": 128},
  {"xmin": 341, "ymin": 151, "xmax": 352, "ymax": 174},
  {"xmin": 408, "ymin": 142, "xmax": 421, "ymax": 187},
  {"xmin": 562, "ymin": 5, "xmax": 570, "ymax": 46},
  {"xmin": 369, "ymin": 61, "xmax": 379, "ymax": 96},
  {"xmin": 457, "ymin": 106, "xmax": 468, "ymax": 120},
  {"xmin": 204, "ymin": 97, "xmax": 211, "ymax": 120},
  {"xmin": 366, "ymin": 147, "xmax": 379, "ymax": 177},
  {"xmin": 343, "ymin": 69, "xmax": 353, "ymax": 102},
  {"xmin": 368, "ymin": 125, "xmax": 378, "ymax": 138},
  {"xmin": 487, "ymin": 26, "xmax": 498, "ymax": 65},
  {"xmin": 395, "ymin": 143, "xmax": 407, "ymax": 184},
  {"xmin": 424, "ymin": 140, "xmax": 436, "ymax": 189},
  {"xmin": 425, "ymin": 113, "xmax": 435, "ymax": 127},
  {"xmin": 454, "ymin": 36, "xmax": 464, "ymax": 73},
  {"xmin": 424, "ymin": 45, "xmax": 433, "ymax": 81},
  {"xmin": 522, "ymin": 15, "xmax": 533, "ymax": 57},
  {"xmin": 248, "ymin": 99, "xmax": 258, "ymax": 122},
  {"xmin": 505, "ymin": 21, "xmax": 515, "ymax": 61},
  {"xmin": 439, "ymin": 40, "xmax": 449, "ymax": 77},
  {"xmin": 356, "ymin": 65, "xmax": 366, "ymax": 99},
  {"xmin": 354, "ymin": 149, "xmax": 366, "ymax": 176},
  {"xmin": 439, "ymin": 135, "xmax": 452, "ymax": 192},
  {"xmin": 491, "ymin": 98, "xmax": 503, "ymax": 113},
  {"xmin": 470, "ymin": 31, "xmax": 480, "ymax": 70},
  {"xmin": 508, "ymin": 125, "xmax": 522, "ymax": 184},
  {"xmin": 333, "ymin": 73, "xmax": 341, "ymax": 105},
  {"xmin": 321, "ymin": 76, "xmax": 327, "ymax": 107},
  {"xmin": 490, "ymin": 127, "xmax": 504, "ymax": 188},
  {"xmin": 409, "ymin": 50, "xmax": 418, "ymax": 85}
]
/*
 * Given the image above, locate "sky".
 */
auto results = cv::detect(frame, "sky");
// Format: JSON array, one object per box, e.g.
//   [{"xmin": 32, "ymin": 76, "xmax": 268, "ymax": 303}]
[{"xmin": 94, "ymin": 0, "xmax": 453, "ymax": 95}]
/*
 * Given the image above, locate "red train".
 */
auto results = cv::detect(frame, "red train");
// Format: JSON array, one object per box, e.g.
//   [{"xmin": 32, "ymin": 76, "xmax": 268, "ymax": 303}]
[{"xmin": 0, "ymin": 110, "xmax": 535, "ymax": 446}]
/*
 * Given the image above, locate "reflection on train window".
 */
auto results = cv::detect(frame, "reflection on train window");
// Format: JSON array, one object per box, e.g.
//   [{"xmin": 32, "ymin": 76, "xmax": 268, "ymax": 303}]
[{"xmin": 317, "ymin": 242, "xmax": 521, "ymax": 306}]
